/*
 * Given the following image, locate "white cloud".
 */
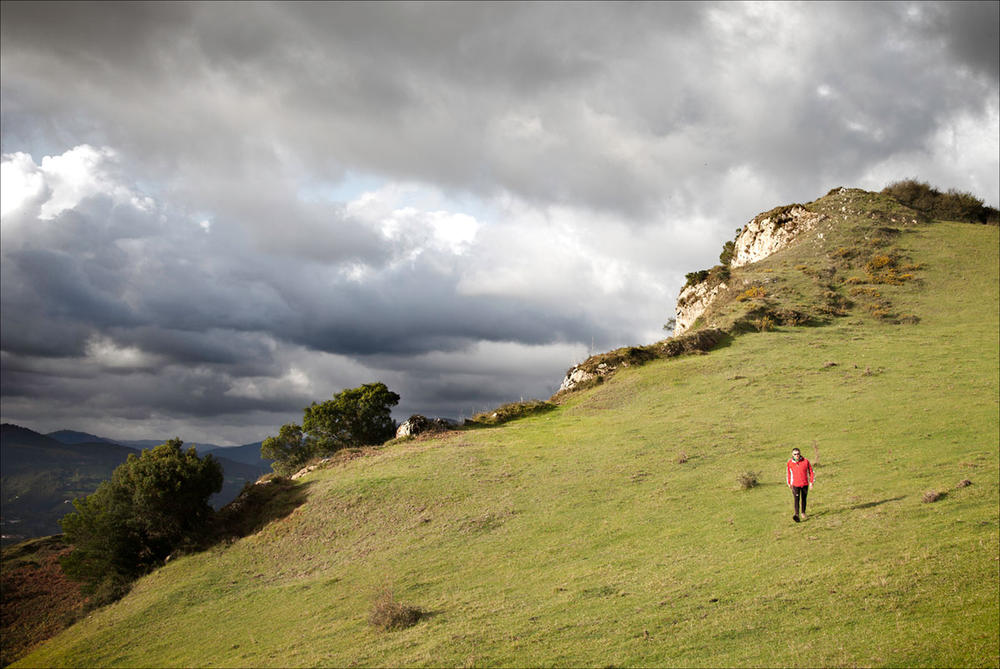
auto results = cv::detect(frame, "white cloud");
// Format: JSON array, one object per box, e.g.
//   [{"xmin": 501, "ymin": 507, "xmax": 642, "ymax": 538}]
[
  {"xmin": 0, "ymin": 152, "xmax": 47, "ymax": 218},
  {"xmin": 85, "ymin": 335, "xmax": 159, "ymax": 370},
  {"xmin": 1, "ymin": 145, "xmax": 155, "ymax": 225},
  {"xmin": 859, "ymin": 101, "xmax": 1000, "ymax": 206}
]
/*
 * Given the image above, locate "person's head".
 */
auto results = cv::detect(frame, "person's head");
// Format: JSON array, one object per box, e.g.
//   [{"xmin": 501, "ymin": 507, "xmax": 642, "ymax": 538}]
[{"xmin": 791, "ymin": 448, "xmax": 802, "ymax": 461}]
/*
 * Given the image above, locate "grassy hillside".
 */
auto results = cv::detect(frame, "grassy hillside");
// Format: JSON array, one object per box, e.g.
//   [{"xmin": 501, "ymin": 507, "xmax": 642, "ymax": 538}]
[{"xmin": 14, "ymin": 206, "xmax": 999, "ymax": 667}]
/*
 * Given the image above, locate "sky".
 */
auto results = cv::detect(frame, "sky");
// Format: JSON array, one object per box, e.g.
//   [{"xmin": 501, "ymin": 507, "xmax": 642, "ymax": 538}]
[{"xmin": 2, "ymin": 1, "xmax": 998, "ymax": 446}]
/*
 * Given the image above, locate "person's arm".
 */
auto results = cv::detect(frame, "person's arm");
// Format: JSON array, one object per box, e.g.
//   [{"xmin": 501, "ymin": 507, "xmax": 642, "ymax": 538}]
[
  {"xmin": 787, "ymin": 461, "xmax": 792, "ymax": 487},
  {"xmin": 808, "ymin": 460, "xmax": 815, "ymax": 487}
]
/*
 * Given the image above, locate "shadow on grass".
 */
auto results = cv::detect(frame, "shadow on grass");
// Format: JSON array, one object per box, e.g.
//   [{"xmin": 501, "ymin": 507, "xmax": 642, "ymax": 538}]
[
  {"xmin": 707, "ymin": 332, "xmax": 737, "ymax": 350},
  {"xmin": 803, "ymin": 496, "xmax": 906, "ymax": 520},
  {"xmin": 849, "ymin": 496, "xmax": 906, "ymax": 510},
  {"xmin": 208, "ymin": 478, "xmax": 313, "ymax": 545}
]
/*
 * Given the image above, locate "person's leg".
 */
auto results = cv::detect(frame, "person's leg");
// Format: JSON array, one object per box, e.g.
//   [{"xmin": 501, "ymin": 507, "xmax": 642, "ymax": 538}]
[
  {"xmin": 792, "ymin": 486, "xmax": 801, "ymax": 518},
  {"xmin": 800, "ymin": 485, "xmax": 809, "ymax": 515}
]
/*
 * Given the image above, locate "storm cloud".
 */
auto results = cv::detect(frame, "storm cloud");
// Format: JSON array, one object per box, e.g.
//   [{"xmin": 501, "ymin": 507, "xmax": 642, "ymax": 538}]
[{"xmin": 2, "ymin": 2, "xmax": 997, "ymax": 444}]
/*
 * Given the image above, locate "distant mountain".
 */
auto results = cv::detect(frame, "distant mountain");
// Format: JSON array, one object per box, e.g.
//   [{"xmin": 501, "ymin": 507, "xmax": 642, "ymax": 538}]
[
  {"xmin": 47, "ymin": 430, "xmax": 271, "ymax": 469},
  {"xmin": 203, "ymin": 442, "xmax": 269, "ymax": 469},
  {"xmin": 1, "ymin": 424, "xmax": 271, "ymax": 544},
  {"xmin": 45, "ymin": 430, "xmax": 119, "ymax": 445},
  {"xmin": 2, "ymin": 424, "xmax": 139, "ymax": 543},
  {"xmin": 117, "ymin": 438, "xmax": 190, "ymax": 449}
]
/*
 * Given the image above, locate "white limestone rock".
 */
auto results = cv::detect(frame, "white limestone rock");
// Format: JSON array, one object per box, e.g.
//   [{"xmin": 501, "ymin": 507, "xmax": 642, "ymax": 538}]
[
  {"xmin": 730, "ymin": 206, "xmax": 827, "ymax": 268},
  {"xmin": 558, "ymin": 366, "xmax": 597, "ymax": 393},
  {"xmin": 674, "ymin": 280, "xmax": 728, "ymax": 337}
]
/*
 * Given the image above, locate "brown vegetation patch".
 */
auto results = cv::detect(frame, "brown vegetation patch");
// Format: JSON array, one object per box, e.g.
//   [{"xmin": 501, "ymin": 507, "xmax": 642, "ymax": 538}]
[
  {"xmin": 1, "ymin": 536, "xmax": 89, "ymax": 666},
  {"xmin": 369, "ymin": 589, "xmax": 424, "ymax": 631},
  {"xmin": 922, "ymin": 490, "xmax": 945, "ymax": 503},
  {"xmin": 736, "ymin": 471, "xmax": 760, "ymax": 490}
]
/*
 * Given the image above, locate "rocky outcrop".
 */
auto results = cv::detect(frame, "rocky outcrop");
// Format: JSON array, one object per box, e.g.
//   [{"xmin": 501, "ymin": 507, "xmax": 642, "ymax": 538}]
[
  {"xmin": 395, "ymin": 415, "xmax": 455, "ymax": 439},
  {"xmin": 291, "ymin": 457, "xmax": 333, "ymax": 480},
  {"xmin": 674, "ymin": 279, "xmax": 728, "ymax": 337},
  {"xmin": 557, "ymin": 330, "xmax": 724, "ymax": 394},
  {"xmin": 673, "ymin": 204, "xmax": 827, "ymax": 337},
  {"xmin": 730, "ymin": 205, "xmax": 827, "ymax": 268},
  {"xmin": 558, "ymin": 364, "xmax": 606, "ymax": 393}
]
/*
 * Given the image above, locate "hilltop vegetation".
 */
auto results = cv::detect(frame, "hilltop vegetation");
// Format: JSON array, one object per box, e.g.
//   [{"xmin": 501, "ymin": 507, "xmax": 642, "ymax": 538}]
[
  {"xmin": 11, "ymin": 189, "xmax": 1000, "ymax": 668},
  {"xmin": 881, "ymin": 179, "xmax": 1000, "ymax": 225}
]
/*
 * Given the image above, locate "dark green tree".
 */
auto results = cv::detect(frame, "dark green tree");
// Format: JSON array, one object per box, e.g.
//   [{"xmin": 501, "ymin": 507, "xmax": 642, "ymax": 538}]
[
  {"xmin": 60, "ymin": 439, "xmax": 223, "ymax": 601},
  {"xmin": 260, "ymin": 423, "xmax": 312, "ymax": 477},
  {"xmin": 263, "ymin": 382, "xmax": 400, "ymax": 475},
  {"xmin": 719, "ymin": 239, "xmax": 736, "ymax": 266}
]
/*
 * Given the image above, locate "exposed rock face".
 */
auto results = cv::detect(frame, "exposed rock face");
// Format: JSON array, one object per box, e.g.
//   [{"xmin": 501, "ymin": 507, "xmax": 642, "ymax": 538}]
[
  {"xmin": 673, "ymin": 204, "xmax": 827, "ymax": 337},
  {"xmin": 673, "ymin": 280, "xmax": 728, "ymax": 337},
  {"xmin": 558, "ymin": 364, "xmax": 607, "ymax": 393},
  {"xmin": 730, "ymin": 205, "xmax": 827, "ymax": 268},
  {"xmin": 291, "ymin": 457, "xmax": 333, "ymax": 480},
  {"xmin": 395, "ymin": 415, "xmax": 454, "ymax": 438}
]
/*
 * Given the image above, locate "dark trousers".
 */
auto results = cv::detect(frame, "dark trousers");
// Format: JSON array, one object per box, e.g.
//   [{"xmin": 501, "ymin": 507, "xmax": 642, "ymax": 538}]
[{"xmin": 792, "ymin": 485, "xmax": 809, "ymax": 515}]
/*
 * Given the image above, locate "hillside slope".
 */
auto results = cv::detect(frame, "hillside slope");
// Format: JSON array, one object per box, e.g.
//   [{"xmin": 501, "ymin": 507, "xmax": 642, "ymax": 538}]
[{"xmin": 15, "ymin": 200, "xmax": 999, "ymax": 668}]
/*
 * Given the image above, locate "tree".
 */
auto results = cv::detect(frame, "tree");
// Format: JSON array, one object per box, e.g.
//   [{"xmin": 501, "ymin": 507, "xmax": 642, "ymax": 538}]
[
  {"xmin": 60, "ymin": 439, "xmax": 223, "ymax": 601},
  {"xmin": 719, "ymin": 239, "xmax": 736, "ymax": 267},
  {"xmin": 261, "ymin": 423, "xmax": 312, "ymax": 477},
  {"xmin": 263, "ymin": 382, "xmax": 400, "ymax": 475}
]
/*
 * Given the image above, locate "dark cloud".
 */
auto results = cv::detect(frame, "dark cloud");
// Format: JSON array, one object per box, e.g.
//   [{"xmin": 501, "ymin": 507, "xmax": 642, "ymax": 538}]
[{"xmin": 1, "ymin": 2, "xmax": 997, "ymax": 443}]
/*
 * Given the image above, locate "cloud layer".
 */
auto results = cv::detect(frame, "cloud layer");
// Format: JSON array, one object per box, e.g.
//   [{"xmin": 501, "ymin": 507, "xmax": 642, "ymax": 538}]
[{"xmin": 2, "ymin": 2, "xmax": 997, "ymax": 444}]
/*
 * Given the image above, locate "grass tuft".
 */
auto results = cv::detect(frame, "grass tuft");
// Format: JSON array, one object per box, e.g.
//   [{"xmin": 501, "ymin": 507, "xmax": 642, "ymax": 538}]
[
  {"xmin": 922, "ymin": 490, "xmax": 945, "ymax": 503},
  {"xmin": 736, "ymin": 471, "xmax": 760, "ymax": 490},
  {"xmin": 368, "ymin": 590, "xmax": 423, "ymax": 631}
]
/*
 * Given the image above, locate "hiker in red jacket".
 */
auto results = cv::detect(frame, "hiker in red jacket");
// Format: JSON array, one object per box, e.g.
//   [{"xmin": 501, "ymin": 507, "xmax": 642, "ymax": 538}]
[{"xmin": 786, "ymin": 447, "xmax": 815, "ymax": 522}]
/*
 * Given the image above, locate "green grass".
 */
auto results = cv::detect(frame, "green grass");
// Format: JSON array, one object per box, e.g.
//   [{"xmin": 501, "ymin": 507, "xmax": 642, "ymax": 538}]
[{"xmin": 14, "ymin": 219, "xmax": 999, "ymax": 668}]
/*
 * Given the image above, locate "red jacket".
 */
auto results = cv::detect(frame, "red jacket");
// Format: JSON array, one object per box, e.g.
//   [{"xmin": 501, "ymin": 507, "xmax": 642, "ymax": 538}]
[{"xmin": 787, "ymin": 457, "xmax": 815, "ymax": 487}]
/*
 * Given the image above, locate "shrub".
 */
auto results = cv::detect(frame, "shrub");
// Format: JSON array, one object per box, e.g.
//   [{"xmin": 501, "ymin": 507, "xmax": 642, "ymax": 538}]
[
  {"xmin": 469, "ymin": 400, "xmax": 556, "ymax": 426},
  {"xmin": 719, "ymin": 240, "xmax": 736, "ymax": 267},
  {"xmin": 862, "ymin": 253, "xmax": 915, "ymax": 285},
  {"xmin": 685, "ymin": 269, "xmax": 710, "ymax": 287},
  {"xmin": 369, "ymin": 590, "xmax": 423, "ymax": 631},
  {"xmin": 660, "ymin": 328, "xmax": 726, "ymax": 357},
  {"xmin": 737, "ymin": 286, "xmax": 767, "ymax": 301},
  {"xmin": 832, "ymin": 246, "xmax": 858, "ymax": 260},
  {"xmin": 709, "ymin": 264, "xmax": 731, "ymax": 283},
  {"xmin": 685, "ymin": 265, "xmax": 729, "ymax": 289},
  {"xmin": 883, "ymin": 179, "xmax": 998, "ymax": 224},
  {"xmin": 752, "ymin": 315, "xmax": 775, "ymax": 332},
  {"xmin": 866, "ymin": 254, "xmax": 894, "ymax": 271},
  {"xmin": 737, "ymin": 471, "xmax": 760, "ymax": 490},
  {"xmin": 757, "ymin": 203, "xmax": 807, "ymax": 226},
  {"xmin": 922, "ymin": 490, "xmax": 944, "ymax": 503}
]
